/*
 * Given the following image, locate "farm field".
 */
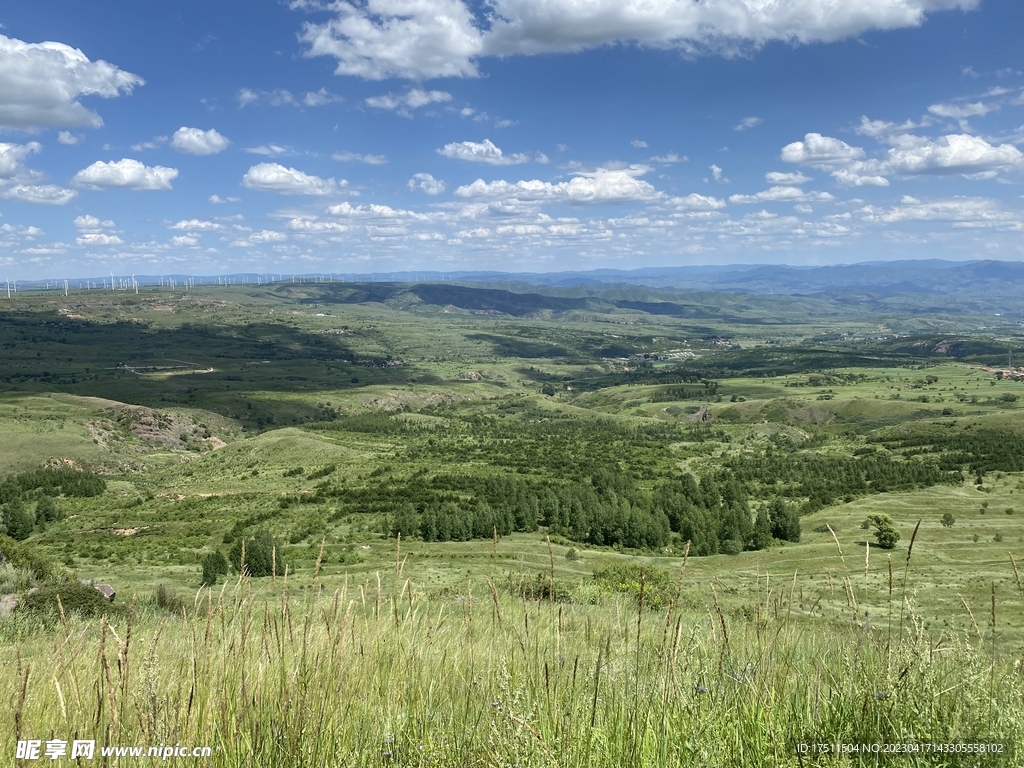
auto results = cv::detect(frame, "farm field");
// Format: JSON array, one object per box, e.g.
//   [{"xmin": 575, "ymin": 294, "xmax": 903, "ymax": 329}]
[{"xmin": 2, "ymin": 281, "xmax": 1024, "ymax": 766}]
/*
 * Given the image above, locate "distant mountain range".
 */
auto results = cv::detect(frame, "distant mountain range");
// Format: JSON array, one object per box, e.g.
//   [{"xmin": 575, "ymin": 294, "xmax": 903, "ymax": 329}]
[{"xmin": 10, "ymin": 259, "xmax": 1024, "ymax": 300}]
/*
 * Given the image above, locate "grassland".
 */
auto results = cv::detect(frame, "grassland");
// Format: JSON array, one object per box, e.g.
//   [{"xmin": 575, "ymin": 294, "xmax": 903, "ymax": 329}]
[{"xmin": 2, "ymin": 282, "xmax": 1024, "ymax": 765}]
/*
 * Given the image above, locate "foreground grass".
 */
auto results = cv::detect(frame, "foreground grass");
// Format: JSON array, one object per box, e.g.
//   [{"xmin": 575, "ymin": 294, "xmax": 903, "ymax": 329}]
[{"xmin": 4, "ymin": 570, "xmax": 1022, "ymax": 767}]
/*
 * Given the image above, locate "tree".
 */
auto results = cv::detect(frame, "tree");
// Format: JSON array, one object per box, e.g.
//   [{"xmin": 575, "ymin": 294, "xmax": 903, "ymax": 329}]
[
  {"xmin": 940, "ymin": 512, "xmax": 955, "ymax": 528},
  {"xmin": 751, "ymin": 506, "xmax": 773, "ymax": 550},
  {"xmin": 769, "ymin": 497, "xmax": 801, "ymax": 543},
  {"xmin": 201, "ymin": 550, "xmax": 229, "ymax": 585},
  {"xmin": 228, "ymin": 529, "xmax": 283, "ymax": 577},
  {"xmin": 36, "ymin": 496, "xmax": 60, "ymax": 523},
  {"xmin": 866, "ymin": 514, "xmax": 900, "ymax": 549},
  {"xmin": 2, "ymin": 498, "xmax": 35, "ymax": 541}
]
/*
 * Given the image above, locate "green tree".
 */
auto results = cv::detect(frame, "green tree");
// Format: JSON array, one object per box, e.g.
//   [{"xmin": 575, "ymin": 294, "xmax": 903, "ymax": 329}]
[
  {"xmin": 228, "ymin": 529, "xmax": 283, "ymax": 577},
  {"xmin": 2, "ymin": 498, "xmax": 35, "ymax": 541},
  {"xmin": 751, "ymin": 506, "xmax": 773, "ymax": 550},
  {"xmin": 940, "ymin": 512, "xmax": 955, "ymax": 528},
  {"xmin": 35, "ymin": 495, "xmax": 60, "ymax": 523},
  {"xmin": 769, "ymin": 497, "xmax": 801, "ymax": 543},
  {"xmin": 866, "ymin": 514, "xmax": 900, "ymax": 549},
  {"xmin": 201, "ymin": 550, "xmax": 229, "ymax": 585}
]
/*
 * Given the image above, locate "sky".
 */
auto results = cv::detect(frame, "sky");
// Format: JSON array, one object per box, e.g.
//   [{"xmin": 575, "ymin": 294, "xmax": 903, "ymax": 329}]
[{"xmin": 1, "ymin": 0, "xmax": 1023, "ymax": 280}]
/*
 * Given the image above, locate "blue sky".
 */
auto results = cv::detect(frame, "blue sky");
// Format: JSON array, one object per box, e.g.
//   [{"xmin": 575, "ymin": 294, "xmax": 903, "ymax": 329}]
[{"xmin": 1, "ymin": 0, "xmax": 1023, "ymax": 279}]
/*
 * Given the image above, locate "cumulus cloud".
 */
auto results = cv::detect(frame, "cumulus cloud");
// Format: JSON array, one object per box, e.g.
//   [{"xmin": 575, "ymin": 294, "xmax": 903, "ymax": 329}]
[
  {"xmin": 326, "ymin": 201, "xmax": 428, "ymax": 220},
  {"xmin": 171, "ymin": 235, "xmax": 199, "ymax": 247},
  {"xmin": 1, "ymin": 184, "xmax": 77, "ymax": 205},
  {"xmin": 454, "ymin": 165, "xmax": 661, "ymax": 205},
  {"xmin": 208, "ymin": 194, "xmax": 240, "ymax": 203},
  {"xmin": 72, "ymin": 159, "xmax": 178, "ymax": 190},
  {"xmin": 170, "ymin": 219, "xmax": 222, "ymax": 231},
  {"xmin": 781, "ymin": 133, "xmax": 865, "ymax": 167},
  {"xmin": 241, "ymin": 163, "xmax": 344, "ymax": 195},
  {"xmin": 408, "ymin": 172, "xmax": 445, "ymax": 195},
  {"xmin": 286, "ymin": 218, "xmax": 350, "ymax": 233},
  {"xmin": 230, "ymin": 229, "xmax": 288, "ymax": 247},
  {"xmin": 0, "ymin": 142, "xmax": 42, "ymax": 178},
  {"xmin": 303, "ymin": 88, "xmax": 342, "ymax": 106},
  {"xmin": 631, "ymin": 139, "xmax": 648, "ymax": 148},
  {"xmin": 0, "ymin": 33, "xmax": 143, "ymax": 129},
  {"xmin": 333, "ymin": 151, "xmax": 388, "ymax": 165},
  {"xmin": 171, "ymin": 127, "xmax": 230, "ymax": 155},
  {"xmin": 765, "ymin": 171, "xmax": 812, "ymax": 184},
  {"xmin": 366, "ymin": 89, "xmax": 452, "ymax": 113},
  {"xmin": 735, "ymin": 116, "xmax": 762, "ymax": 131},
  {"xmin": 57, "ymin": 131, "xmax": 79, "ymax": 145},
  {"xmin": 667, "ymin": 193, "xmax": 726, "ymax": 210},
  {"xmin": 294, "ymin": 0, "xmax": 975, "ymax": 81},
  {"xmin": 728, "ymin": 186, "xmax": 835, "ymax": 204},
  {"xmin": 74, "ymin": 215, "xmax": 115, "ymax": 231},
  {"xmin": 879, "ymin": 134, "xmax": 1022, "ymax": 176},
  {"xmin": 438, "ymin": 139, "xmax": 534, "ymax": 165},
  {"xmin": 76, "ymin": 232, "xmax": 123, "ymax": 246},
  {"xmin": 860, "ymin": 195, "xmax": 1021, "ymax": 228}
]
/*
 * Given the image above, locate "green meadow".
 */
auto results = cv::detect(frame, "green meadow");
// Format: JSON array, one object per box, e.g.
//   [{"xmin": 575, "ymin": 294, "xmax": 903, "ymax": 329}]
[{"xmin": 2, "ymin": 282, "xmax": 1024, "ymax": 765}]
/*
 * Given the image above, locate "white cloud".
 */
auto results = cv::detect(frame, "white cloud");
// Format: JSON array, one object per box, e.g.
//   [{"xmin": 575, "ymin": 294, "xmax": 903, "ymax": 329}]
[
  {"xmin": 170, "ymin": 219, "xmax": 222, "ymax": 231},
  {"xmin": 454, "ymin": 166, "xmax": 661, "ymax": 205},
  {"xmin": 735, "ymin": 116, "xmax": 762, "ymax": 131},
  {"xmin": 709, "ymin": 164, "xmax": 726, "ymax": 182},
  {"xmin": 303, "ymin": 88, "xmax": 342, "ymax": 106},
  {"xmin": 781, "ymin": 133, "xmax": 865, "ymax": 167},
  {"xmin": 171, "ymin": 235, "xmax": 199, "ymax": 247},
  {"xmin": 0, "ymin": 141, "xmax": 41, "ymax": 178},
  {"xmin": 171, "ymin": 127, "xmax": 230, "ymax": 155},
  {"xmin": 295, "ymin": 0, "xmax": 975, "ymax": 81},
  {"xmin": 72, "ymin": 159, "xmax": 178, "ymax": 190},
  {"xmin": 57, "ymin": 131, "xmax": 79, "ymax": 145},
  {"xmin": 860, "ymin": 195, "xmax": 1021, "ymax": 228},
  {"xmin": 765, "ymin": 171, "xmax": 812, "ymax": 184},
  {"xmin": 74, "ymin": 215, "xmax": 115, "ymax": 231},
  {"xmin": 286, "ymin": 218, "xmax": 350, "ymax": 233},
  {"xmin": 241, "ymin": 163, "xmax": 343, "ymax": 195},
  {"xmin": 927, "ymin": 101, "xmax": 995, "ymax": 119},
  {"xmin": 230, "ymin": 229, "xmax": 289, "ymax": 247},
  {"xmin": 1, "ymin": 184, "xmax": 77, "ymax": 205},
  {"xmin": 438, "ymin": 139, "xmax": 533, "ymax": 165},
  {"xmin": 333, "ymin": 151, "xmax": 388, "ymax": 165},
  {"xmin": 878, "ymin": 133, "xmax": 1023, "ymax": 177},
  {"xmin": 208, "ymin": 194, "xmax": 240, "ymax": 203},
  {"xmin": 667, "ymin": 193, "xmax": 726, "ymax": 210},
  {"xmin": 131, "ymin": 136, "xmax": 167, "ymax": 152},
  {"xmin": 326, "ymin": 201, "xmax": 428, "ymax": 220},
  {"xmin": 366, "ymin": 88, "xmax": 452, "ymax": 112},
  {"xmin": 408, "ymin": 172, "xmax": 445, "ymax": 195},
  {"xmin": 245, "ymin": 144, "xmax": 290, "ymax": 157},
  {"xmin": 76, "ymin": 232, "xmax": 123, "ymax": 246},
  {"xmin": 728, "ymin": 186, "xmax": 835, "ymax": 204},
  {"xmin": 237, "ymin": 88, "xmax": 260, "ymax": 107},
  {"xmin": 631, "ymin": 139, "xmax": 648, "ymax": 148},
  {"xmin": 0, "ymin": 33, "xmax": 143, "ymax": 129},
  {"xmin": 831, "ymin": 167, "xmax": 890, "ymax": 187},
  {"xmin": 650, "ymin": 152, "xmax": 687, "ymax": 163}
]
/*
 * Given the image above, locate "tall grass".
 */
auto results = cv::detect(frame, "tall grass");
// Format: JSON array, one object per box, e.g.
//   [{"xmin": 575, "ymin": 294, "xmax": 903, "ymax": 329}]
[{"xmin": 3, "ymin": 569, "xmax": 1022, "ymax": 767}]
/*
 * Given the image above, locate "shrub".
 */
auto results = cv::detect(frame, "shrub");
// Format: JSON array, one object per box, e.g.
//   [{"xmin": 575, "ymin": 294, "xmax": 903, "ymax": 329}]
[
  {"xmin": 565, "ymin": 547, "xmax": 579, "ymax": 562},
  {"xmin": 2, "ymin": 499, "xmax": 34, "ymax": 541},
  {"xmin": 0, "ymin": 535, "xmax": 54, "ymax": 578},
  {"xmin": 865, "ymin": 514, "xmax": 900, "ymax": 550},
  {"xmin": 228, "ymin": 530, "xmax": 284, "ymax": 577},
  {"xmin": 154, "ymin": 584, "xmax": 184, "ymax": 613},
  {"xmin": 19, "ymin": 580, "xmax": 115, "ymax": 618},
  {"xmin": 592, "ymin": 563, "xmax": 676, "ymax": 610},
  {"xmin": 941, "ymin": 513, "xmax": 955, "ymax": 528},
  {"xmin": 201, "ymin": 550, "xmax": 229, "ymax": 585}
]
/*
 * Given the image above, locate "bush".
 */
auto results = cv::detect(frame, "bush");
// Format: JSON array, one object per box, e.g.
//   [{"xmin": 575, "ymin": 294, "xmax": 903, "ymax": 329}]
[
  {"xmin": 19, "ymin": 580, "xmax": 115, "ymax": 618},
  {"xmin": 941, "ymin": 513, "xmax": 955, "ymax": 528},
  {"xmin": 0, "ymin": 535, "xmax": 54, "ymax": 578},
  {"xmin": 201, "ymin": 550, "xmax": 229, "ymax": 586},
  {"xmin": 866, "ymin": 514, "xmax": 900, "ymax": 550},
  {"xmin": 2, "ymin": 499, "xmax": 34, "ymax": 541},
  {"xmin": 154, "ymin": 584, "xmax": 184, "ymax": 613},
  {"xmin": 592, "ymin": 563, "xmax": 677, "ymax": 611},
  {"xmin": 228, "ymin": 530, "xmax": 284, "ymax": 577}
]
